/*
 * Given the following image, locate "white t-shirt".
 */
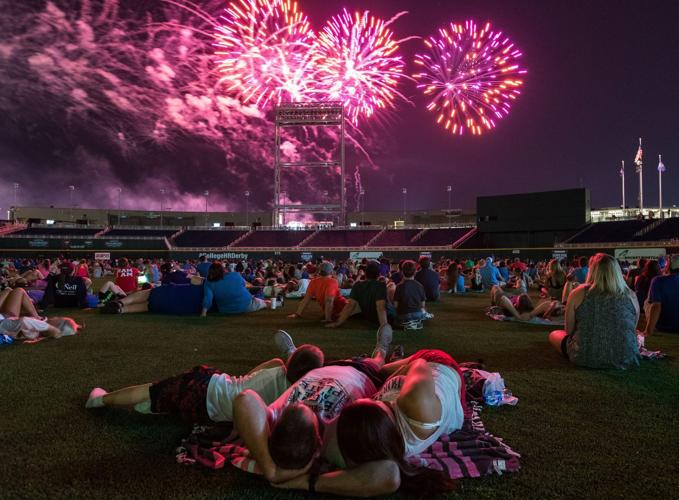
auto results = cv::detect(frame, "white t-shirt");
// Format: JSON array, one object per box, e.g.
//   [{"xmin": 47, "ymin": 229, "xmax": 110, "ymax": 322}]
[
  {"xmin": 206, "ymin": 366, "xmax": 290, "ymax": 422},
  {"xmin": 375, "ymin": 362, "xmax": 463, "ymax": 456},
  {"xmin": 269, "ymin": 365, "xmax": 377, "ymax": 424},
  {"xmin": 297, "ymin": 278, "xmax": 310, "ymax": 295},
  {"xmin": 0, "ymin": 314, "xmax": 50, "ymax": 340}
]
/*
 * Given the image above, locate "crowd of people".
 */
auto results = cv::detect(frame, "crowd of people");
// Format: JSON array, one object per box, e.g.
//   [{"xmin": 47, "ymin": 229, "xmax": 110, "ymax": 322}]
[{"xmin": 2, "ymin": 249, "xmax": 676, "ymax": 494}]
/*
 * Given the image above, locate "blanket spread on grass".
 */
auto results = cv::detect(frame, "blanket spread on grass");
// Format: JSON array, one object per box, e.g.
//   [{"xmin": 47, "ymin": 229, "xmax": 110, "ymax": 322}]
[
  {"xmin": 486, "ymin": 307, "xmax": 564, "ymax": 326},
  {"xmin": 176, "ymin": 401, "xmax": 521, "ymax": 479}
]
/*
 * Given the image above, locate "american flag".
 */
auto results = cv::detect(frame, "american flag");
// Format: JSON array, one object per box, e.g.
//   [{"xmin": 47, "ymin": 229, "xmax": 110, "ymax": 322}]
[
  {"xmin": 619, "ymin": 160, "xmax": 624, "ymax": 177},
  {"xmin": 634, "ymin": 138, "xmax": 643, "ymax": 172},
  {"xmin": 658, "ymin": 155, "xmax": 666, "ymax": 173}
]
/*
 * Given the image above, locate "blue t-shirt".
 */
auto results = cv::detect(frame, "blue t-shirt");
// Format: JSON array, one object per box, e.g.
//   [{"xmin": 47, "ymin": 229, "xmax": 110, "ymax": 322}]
[
  {"xmin": 479, "ymin": 265, "xmax": 501, "ymax": 289},
  {"xmin": 648, "ymin": 274, "xmax": 679, "ymax": 332},
  {"xmin": 573, "ymin": 267, "xmax": 588, "ymax": 283},
  {"xmin": 203, "ymin": 272, "xmax": 253, "ymax": 314},
  {"xmin": 196, "ymin": 262, "xmax": 211, "ymax": 278},
  {"xmin": 498, "ymin": 267, "xmax": 510, "ymax": 283},
  {"xmin": 456, "ymin": 274, "xmax": 466, "ymax": 293},
  {"xmin": 414, "ymin": 268, "xmax": 440, "ymax": 302}
]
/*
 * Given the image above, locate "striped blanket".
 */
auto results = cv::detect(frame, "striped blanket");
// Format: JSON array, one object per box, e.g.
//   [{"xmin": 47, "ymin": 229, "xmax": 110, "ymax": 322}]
[{"xmin": 176, "ymin": 402, "xmax": 521, "ymax": 480}]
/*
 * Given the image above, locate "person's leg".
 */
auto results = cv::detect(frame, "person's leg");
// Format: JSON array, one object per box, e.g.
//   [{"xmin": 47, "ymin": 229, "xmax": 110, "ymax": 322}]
[
  {"xmin": 19, "ymin": 288, "xmax": 40, "ymax": 317},
  {"xmin": 119, "ymin": 289, "xmax": 151, "ymax": 306},
  {"xmin": 0, "ymin": 289, "xmax": 27, "ymax": 317},
  {"xmin": 549, "ymin": 330, "xmax": 568, "ymax": 354},
  {"xmin": 120, "ymin": 302, "xmax": 149, "ymax": 314},
  {"xmin": 0, "ymin": 288, "xmax": 13, "ymax": 309},
  {"xmin": 99, "ymin": 282, "xmax": 126, "ymax": 296},
  {"xmin": 102, "ymin": 383, "xmax": 152, "ymax": 407}
]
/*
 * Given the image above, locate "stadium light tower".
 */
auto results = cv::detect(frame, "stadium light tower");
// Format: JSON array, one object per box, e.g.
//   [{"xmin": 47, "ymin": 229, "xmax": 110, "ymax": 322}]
[
  {"xmin": 12, "ymin": 183, "xmax": 19, "ymax": 223},
  {"xmin": 203, "ymin": 190, "xmax": 209, "ymax": 226},
  {"xmin": 68, "ymin": 185, "xmax": 75, "ymax": 221},
  {"xmin": 245, "ymin": 190, "xmax": 250, "ymax": 227},
  {"xmin": 402, "ymin": 188, "xmax": 407, "ymax": 221}
]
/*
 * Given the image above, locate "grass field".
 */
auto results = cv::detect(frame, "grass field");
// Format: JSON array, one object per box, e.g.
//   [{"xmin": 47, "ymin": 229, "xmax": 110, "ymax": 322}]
[{"xmin": 2, "ymin": 292, "xmax": 678, "ymax": 499}]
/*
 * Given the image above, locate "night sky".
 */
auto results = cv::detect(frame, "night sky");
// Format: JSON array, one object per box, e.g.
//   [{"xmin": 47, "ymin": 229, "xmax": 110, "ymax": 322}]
[{"xmin": 1, "ymin": 0, "xmax": 677, "ymax": 214}]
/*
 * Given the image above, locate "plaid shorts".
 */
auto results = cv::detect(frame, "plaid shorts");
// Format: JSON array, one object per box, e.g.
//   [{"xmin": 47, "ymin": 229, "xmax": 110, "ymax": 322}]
[{"xmin": 149, "ymin": 365, "xmax": 221, "ymax": 424}]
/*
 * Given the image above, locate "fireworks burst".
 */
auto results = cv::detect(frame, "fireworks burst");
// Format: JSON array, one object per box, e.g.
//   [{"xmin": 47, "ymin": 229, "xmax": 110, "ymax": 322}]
[
  {"xmin": 213, "ymin": 0, "xmax": 317, "ymax": 108},
  {"xmin": 413, "ymin": 20, "xmax": 526, "ymax": 136},
  {"xmin": 314, "ymin": 9, "xmax": 408, "ymax": 124}
]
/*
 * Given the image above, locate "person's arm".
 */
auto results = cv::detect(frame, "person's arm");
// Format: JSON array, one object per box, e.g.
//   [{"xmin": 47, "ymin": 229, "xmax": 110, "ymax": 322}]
[
  {"xmin": 564, "ymin": 286, "xmax": 585, "ymax": 335},
  {"xmin": 247, "ymin": 358, "xmax": 285, "ymax": 375},
  {"xmin": 289, "ymin": 293, "xmax": 312, "ymax": 318},
  {"xmin": 643, "ymin": 278, "xmax": 662, "ymax": 336},
  {"xmin": 325, "ymin": 298, "xmax": 357, "ymax": 328},
  {"xmin": 420, "ymin": 300, "xmax": 426, "ymax": 313},
  {"xmin": 396, "ymin": 358, "xmax": 439, "ymax": 427},
  {"xmin": 376, "ymin": 299, "xmax": 388, "ymax": 327},
  {"xmin": 323, "ymin": 295, "xmax": 335, "ymax": 322},
  {"xmin": 201, "ymin": 282, "xmax": 213, "ymax": 317},
  {"xmin": 272, "ymin": 460, "xmax": 400, "ymax": 497}
]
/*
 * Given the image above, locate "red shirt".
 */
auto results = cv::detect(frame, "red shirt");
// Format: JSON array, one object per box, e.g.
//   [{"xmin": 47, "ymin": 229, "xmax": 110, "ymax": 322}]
[
  {"xmin": 305, "ymin": 276, "xmax": 347, "ymax": 319},
  {"xmin": 115, "ymin": 266, "xmax": 140, "ymax": 294}
]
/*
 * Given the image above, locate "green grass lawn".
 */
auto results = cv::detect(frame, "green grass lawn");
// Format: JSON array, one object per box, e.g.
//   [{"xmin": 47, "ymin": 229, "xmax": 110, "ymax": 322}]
[{"xmin": 2, "ymin": 293, "xmax": 678, "ymax": 499}]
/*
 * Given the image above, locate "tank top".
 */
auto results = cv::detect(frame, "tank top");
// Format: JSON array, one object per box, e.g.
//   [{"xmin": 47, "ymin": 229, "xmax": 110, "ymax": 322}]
[
  {"xmin": 568, "ymin": 288, "xmax": 640, "ymax": 369},
  {"xmin": 375, "ymin": 363, "xmax": 463, "ymax": 456}
]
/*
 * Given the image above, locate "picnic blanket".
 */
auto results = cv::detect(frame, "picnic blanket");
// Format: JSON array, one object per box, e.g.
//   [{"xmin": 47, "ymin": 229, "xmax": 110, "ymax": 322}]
[
  {"xmin": 176, "ymin": 401, "xmax": 521, "ymax": 480},
  {"xmin": 486, "ymin": 307, "xmax": 564, "ymax": 326}
]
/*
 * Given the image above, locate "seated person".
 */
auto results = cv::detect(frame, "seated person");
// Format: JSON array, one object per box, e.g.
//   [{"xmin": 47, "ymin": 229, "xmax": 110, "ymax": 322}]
[
  {"xmin": 38, "ymin": 261, "xmax": 89, "ymax": 310},
  {"xmin": 479, "ymin": 257, "xmax": 505, "ymax": 290},
  {"xmin": 393, "ymin": 260, "xmax": 432, "ymax": 326},
  {"xmin": 414, "ymin": 257, "xmax": 440, "ymax": 302},
  {"xmin": 539, "ymin": 259, "xmax": 566, "ymax": 300},
  {"xmin": 284, "ymin": 276, "xmax": 311, "ymax": 299},
  {"xmin": 86, "ymin": 339, "xmax": 324, "ymax": 424},
  {"xmin": 326, "ymin": 260, "xmax": 394, "ymax": 328},
  {"xmin": 288, "ymin": 262, "xmax": 347, "ymax": 322},
  {"xmin": 644, "ymin": 254, "xmax": 679, "ymax": 335},
  {"xmin": 201, "ymin": 263, "xmax": 275, "ymax": 317},
  {"xmin": 490, "ymin": 285, "xmax": 560, "ymax": 321},
  {"xmin": 98, "ymin": 258, "xmax": 140, "ymax": 301},
  {"xmin": 549, "ymin": 253, "xmax": 640, "ymax": 369}
]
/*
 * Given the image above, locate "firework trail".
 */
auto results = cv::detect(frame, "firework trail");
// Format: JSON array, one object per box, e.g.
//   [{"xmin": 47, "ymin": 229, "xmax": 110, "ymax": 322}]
[
  {"xmin": 313, "ymin": 9, "xmax": 410, "ymax": 125},
  {"xmin": 213, "ymin": 0, "xmax": 317, "ymax": 108},
  {"xmin": 413, "ymin": 20, "xmax": 526, "ymax": 136}
]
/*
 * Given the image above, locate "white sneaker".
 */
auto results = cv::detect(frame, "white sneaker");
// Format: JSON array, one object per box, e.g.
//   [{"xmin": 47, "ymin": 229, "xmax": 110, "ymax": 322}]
[
  {"xmin": 270, "ymin": 299, "xmax": 277, "ymax": 310},
  {"xmin": 402, "ymin": 320, "xmax": 423, "ymax": 331},
  {"xmin": 85, "ymin": 387, "xmax": 108, "ymax": 408},
  {"xmin": 423, "ymin": 312, "xmax": 434, "ymax": 320},
  {"xmin": 274, "ymin": 330, "xmax": 296, "ymax": 358}
]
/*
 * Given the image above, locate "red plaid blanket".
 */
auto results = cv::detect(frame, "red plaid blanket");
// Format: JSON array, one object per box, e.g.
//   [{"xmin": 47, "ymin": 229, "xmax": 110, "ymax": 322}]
[{"xmin": 176, "ymin": 402, "xmax": 520, "ymax": 479}]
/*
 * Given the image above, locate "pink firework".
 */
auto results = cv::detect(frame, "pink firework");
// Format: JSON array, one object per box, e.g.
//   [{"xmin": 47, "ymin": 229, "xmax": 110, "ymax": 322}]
[
  {"xmin": 313, "ymin": 9, "xmax": 407, "ymax": 124},
  {"xmin": 214, "ymin": 0, "xmax": 316, "ymax": 107},
  {"xmin": 413, "ymin": 20, "xmax": 526, "ymax": 136}
]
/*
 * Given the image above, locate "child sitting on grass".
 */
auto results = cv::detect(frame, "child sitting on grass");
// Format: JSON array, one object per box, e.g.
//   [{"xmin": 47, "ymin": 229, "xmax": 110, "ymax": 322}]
[{"xmin": 86, "ymin": 334, "xmax": 323, "ymax": 425}]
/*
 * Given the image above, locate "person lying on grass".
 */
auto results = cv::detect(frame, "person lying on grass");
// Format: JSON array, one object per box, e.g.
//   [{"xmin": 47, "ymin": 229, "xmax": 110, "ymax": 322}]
[
  {"xmin": 268, "ymin": 349, "xmax": 464, "ymax": 496},
  {"xmin": 490, "ymin": 285, "xmax": 562, "ymax": 321},
  {"xmin": 232, "ymin": 327, "xmax": 392, "ymax": 486},
  {"xmin": 0, "ymin": 287, "xmax": 80, "ymax": 341},
  {"xmin": 85, "ymin": 337, "xmax": 324, "ymax": 424}
]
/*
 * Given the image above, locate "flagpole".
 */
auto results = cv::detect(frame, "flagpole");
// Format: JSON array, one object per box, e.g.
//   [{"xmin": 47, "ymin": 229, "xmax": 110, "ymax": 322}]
[
  {"xmin": 658, "ymin": 154, "xmax": 665, "ymax": 216},
  {"xmin": 620, "ymin": 160, "xmax": 625, "ymax": 210},
  {"xmin": 635, "ymin": 137, "xmax": 643, "ymax": 213}
]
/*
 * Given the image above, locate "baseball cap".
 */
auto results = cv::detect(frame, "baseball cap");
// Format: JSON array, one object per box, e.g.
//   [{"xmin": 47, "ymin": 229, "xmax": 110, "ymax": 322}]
[
  {"xmin": 59, "ymin": 261, "xmax": 75, "ymax": 275},
  {"xmin": 319, "ymin": 262, "xmax": 334, "ymax": 276}
]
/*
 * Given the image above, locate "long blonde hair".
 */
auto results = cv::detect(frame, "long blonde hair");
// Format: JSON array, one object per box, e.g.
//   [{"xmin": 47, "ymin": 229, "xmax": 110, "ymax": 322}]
[{"xmin": 586, "ymin": 253, "xmax": 629, "ymax": 295}]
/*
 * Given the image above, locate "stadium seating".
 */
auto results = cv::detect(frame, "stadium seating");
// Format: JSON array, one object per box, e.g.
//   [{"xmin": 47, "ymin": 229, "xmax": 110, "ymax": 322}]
[
  {"xmin": 232, "ymin": 230, "xmax": 315, "ymax": 247},
  {"xmin": 106, "ymin": 228, "xmax": 178, "ymax": 237},
  {"xmin": 413, "ymin": 227, "xmax": 474, "ymax": 246},
  {"xmin": 634, "ymin": 218, "xmax": 679, "ymax": 241},
  {"xmin": 367, "ymin": 229, "xmax": 422, "ymax": 247},
  {"xmin": 12, "ymin": 227, "xmax": 101, "ymax": 236},
  {"xmin": 172, "ymin": 230, "xmax": 248, "ymax": 247},
  {"xmin": 567, "ymin": 220, "xmax": 651, "ymax": 244},
  {"xmin": 302, "ymin": 229, "xmax": 380, "ymax": 247}
]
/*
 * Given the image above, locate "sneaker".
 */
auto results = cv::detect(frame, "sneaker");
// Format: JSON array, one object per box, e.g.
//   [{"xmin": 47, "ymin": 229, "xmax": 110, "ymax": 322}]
[
  {"xmin": 85, "ymin": 387, "xmax": 108, "ymax": 408},
  {"xmin": 99, "ymin": 291, "xmax": 114, "ymax": 304},
  {"xmin": 372, "ymin": 324, "xmax": 393, "ymax": 358},
  {"xmin": 101, "ymin": 300, "xmax": 122, "ymax": 314},
  {"xmin": 402, "ymin": 319, "xmax": 423, "ymax": 331},
  {"xmin": 274, "ymin": 330, "xmax": 296, "ymax": 358},
  {"xmin": 388, "ymin": 345, "xmax": 405, "ymax": 362},
  {"xmin": 423, "ymin": 312, "xmax": 435, "ymax": 320}
]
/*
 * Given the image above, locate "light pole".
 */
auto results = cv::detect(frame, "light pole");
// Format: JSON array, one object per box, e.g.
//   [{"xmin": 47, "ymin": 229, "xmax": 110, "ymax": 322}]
[
  {"xmin": 658, "ymin": 155, "xmax": 665, "ymax": 216},
  {"xmin": 620, "ymin": 161, "xmax": 625, "ymax": 210},
  {"xmin": 280, "ymin": 191, "xmax": 287, "ymax": 227},
  {"xmin": 245, "ymin": 190, "xmax": 250, "ymax": 227},
  {"xmin": 160, "ymin": 188, "xmax": 166, "ymax": 227},
  {"xmin": 322, "ymin": 190, "xmax": 329, "ymax": 223},
  {"xmin": 360, "ymin": 188, "xmax": 365, "ymax": 226},
  {"xmin": 203, "ymin": 190, "xmax": 209, "ymax": 226},
  {"xmin": 446, "ymin": 185, "xmax": 452, "ymax": 226},
  {"xmin": 12, "ymin": 183, "xmax": 19, "ymax": 223},
  {"xmin": 402, "ymin": 187, "xmax": 407, "ymax": 221},
  {"xmin": 116, "ymin": 187, "xmax": 122, "ymax": 225},
  {"xmin": 68, "ymin": 185, "xmax": 75, "ymax": 221}
]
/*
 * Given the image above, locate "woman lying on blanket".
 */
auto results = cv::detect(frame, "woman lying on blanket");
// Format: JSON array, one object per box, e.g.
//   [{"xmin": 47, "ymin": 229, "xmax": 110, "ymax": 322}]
[
  {"xmin": 271, "ymin": 349, "xmax": 465, "ymax": 496},
  {"xmin": 490, "ymin": 285, "xmax": 562, "ymax": 321},
  {"xmin": 0, "ymin": 287, "xmax": 80, "ymax": 341},
  {"xmin": 85, "ymin": 339, "xmax": 323, "ymax": 423}
]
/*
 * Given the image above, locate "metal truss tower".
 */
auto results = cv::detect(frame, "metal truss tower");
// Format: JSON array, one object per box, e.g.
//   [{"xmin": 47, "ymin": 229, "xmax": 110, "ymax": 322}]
[{"xmin": 274, "ymin": 102, "xmax": 345, "ymax": 226}]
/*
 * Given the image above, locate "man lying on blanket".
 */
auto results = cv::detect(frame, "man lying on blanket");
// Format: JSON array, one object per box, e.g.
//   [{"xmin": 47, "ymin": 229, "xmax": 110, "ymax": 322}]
[
  {"xmin": 234, "ymin": 328, "xmax": 466, "ymax": 496},
  {"xmin": 85, "ymin": 332, "xmax": 323, "ymax": 424}
]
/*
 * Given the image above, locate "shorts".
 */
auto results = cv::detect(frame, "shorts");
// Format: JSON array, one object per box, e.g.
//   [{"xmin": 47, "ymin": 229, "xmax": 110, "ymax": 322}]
[
  {"xmin": 246, "ymin": 297, "xmax": 267, "ymax": 312},
  {"xmin": 325, "ymin": 358, "xmax": 386, "ymax": 389},
  {"xmin": 149, "ymin": 365, "xmax": 221, "ymax": 424}
]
